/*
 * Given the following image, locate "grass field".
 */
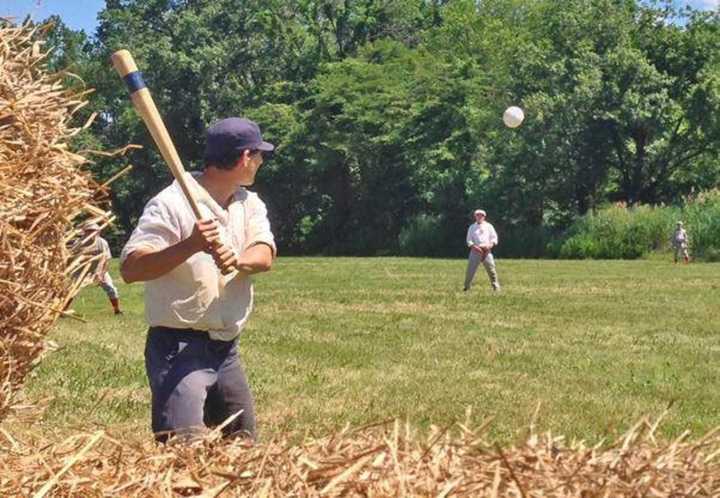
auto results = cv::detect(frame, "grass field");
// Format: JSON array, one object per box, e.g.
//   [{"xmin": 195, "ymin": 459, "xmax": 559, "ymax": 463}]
[{"xmin": 18, "ymin": 257, "xmax": 720, "ymax": 444}]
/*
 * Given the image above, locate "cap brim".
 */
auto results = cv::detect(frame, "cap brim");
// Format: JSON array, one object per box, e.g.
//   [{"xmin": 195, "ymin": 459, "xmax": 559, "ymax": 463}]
[{"xmin": 257, "ymin": 141, "xmax": 275, "ymax": 152}]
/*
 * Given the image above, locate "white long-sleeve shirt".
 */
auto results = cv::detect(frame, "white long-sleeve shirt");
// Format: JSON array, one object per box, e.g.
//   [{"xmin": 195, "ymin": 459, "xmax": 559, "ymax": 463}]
[
  {"xmin": 121, "ymin": 172, "xmax": 276, "ymax": 341},
  {"xmin": 82, "ymin": 235, "xmax": 112, "ymax": 265},
  {"xmin": 79, "ymin": 235, "xmax": 112, "ymax": 281},
  {"xmin": 466, "ymin": 221, "xmax": 498, "ymax": 249},
  {"xmin": 673, "ymin": 228, "xmax": 687, "ymax": 245}
]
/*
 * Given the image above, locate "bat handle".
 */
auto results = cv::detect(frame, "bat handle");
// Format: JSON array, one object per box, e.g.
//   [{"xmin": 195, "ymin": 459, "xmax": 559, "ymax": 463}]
[{"xmin": 110, "ymin": 49, "xmax": 203, "ymax": 220}]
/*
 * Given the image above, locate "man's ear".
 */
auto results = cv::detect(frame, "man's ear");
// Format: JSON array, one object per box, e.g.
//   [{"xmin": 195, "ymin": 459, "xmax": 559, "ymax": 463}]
[{"xmin": 234, "ymin": 151, "xmax": 250, "ymax": 169}]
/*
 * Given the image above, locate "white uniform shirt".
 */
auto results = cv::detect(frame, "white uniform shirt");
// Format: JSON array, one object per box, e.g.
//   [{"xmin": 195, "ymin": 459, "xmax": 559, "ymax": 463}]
[
  {"xmin": 466, "ymin": 221, "xmax": 498, "ymax": 249},
  {"xmin": 78, "ymin": 235, "xmax": 111, "ymax": 278},
  {"xmin": 96, "ymin": 237, "xmax": 112, "ymax": 260},
  {"xmin": 120, "ymin": 172, "xmax": 276, "ymax": 341},
  {"xmin": 84, "ymin": 236, "xmax": 112, "ymax": 261},
  {"xmin": 674, "ymin": 228, "xmax": 687, "ymax": 244}
]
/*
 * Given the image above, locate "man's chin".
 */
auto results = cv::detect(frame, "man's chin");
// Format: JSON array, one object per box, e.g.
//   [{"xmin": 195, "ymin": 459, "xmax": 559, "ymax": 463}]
[{"xmin": 238, "ymin": 174, "xmax": 257, "ymax": 188}]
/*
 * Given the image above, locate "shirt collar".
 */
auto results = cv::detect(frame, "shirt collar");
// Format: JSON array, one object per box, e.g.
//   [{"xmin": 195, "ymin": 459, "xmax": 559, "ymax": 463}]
[{"xmin": 186, "ymin": 171, "xmax": 248, "ymax": 224}]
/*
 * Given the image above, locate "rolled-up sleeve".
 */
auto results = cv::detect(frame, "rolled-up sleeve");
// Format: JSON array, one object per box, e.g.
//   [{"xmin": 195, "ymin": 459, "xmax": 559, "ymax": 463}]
[
  {"xmin": 245, "ymin": 193, "xmax": 276, "ymax": 256},
  {"xmin": 489, "ymin": 225, "xmax": 499, "ymax": 246},
  {"xmin": 101, "ymin": 238, "xmax": 112, "ymax": 260},
  {"xmin": 120, "ymin": 198, "xmax": 181, "ymax": 263}
]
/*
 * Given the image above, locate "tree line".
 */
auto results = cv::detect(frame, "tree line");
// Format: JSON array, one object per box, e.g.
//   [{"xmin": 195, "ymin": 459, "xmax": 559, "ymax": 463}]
[{"xmin": 28, "ymin": 0, "xmax": 720, "ymax": 256}]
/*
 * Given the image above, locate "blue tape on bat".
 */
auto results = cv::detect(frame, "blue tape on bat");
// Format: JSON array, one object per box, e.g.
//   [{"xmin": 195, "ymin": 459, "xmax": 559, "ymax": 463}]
[{"xmin": 123, "ymin": 71, "xmax": 146, "ymax": 93}]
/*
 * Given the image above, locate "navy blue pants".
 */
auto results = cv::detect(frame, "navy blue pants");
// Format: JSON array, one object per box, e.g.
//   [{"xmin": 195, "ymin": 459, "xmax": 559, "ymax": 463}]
[{"xmin": 144, "ymin": 326, "xmax": 256, "ymax": 442}]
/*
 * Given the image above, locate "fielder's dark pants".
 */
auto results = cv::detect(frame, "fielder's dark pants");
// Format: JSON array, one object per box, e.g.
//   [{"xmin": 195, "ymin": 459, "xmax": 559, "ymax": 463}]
[{"xmin": 145, "ymin": 326, "xmax": 256, "ymax": 442}]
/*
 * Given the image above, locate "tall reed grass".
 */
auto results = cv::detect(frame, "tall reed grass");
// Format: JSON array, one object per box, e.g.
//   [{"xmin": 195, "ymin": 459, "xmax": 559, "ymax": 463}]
[{"xmin": 550, "ymin": 190, "xmax": 720, "ymax": 260}]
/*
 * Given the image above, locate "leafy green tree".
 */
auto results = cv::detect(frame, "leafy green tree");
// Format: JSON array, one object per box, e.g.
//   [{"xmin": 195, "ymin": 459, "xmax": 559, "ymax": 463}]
[
  {"xmin": 24, "ymin": 0, "xmax": 720, "ymax": 256},
  {"xmin": 508, "ymin": 0, "xmax": 720, "ymax": 215},
  {"xmin": 79, "ymin": 0, "xmax": 439, "ymax": 251}
]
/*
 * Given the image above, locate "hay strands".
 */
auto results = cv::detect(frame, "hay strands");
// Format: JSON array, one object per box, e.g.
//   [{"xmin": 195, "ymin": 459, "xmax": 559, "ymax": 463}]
[
  {"xmin": 0, "ymin": 22, "xmax": 114, "ymax": 419},
  {"xmin": 0, "ymin": 412, "xmax": 719, "ymax": 497}
]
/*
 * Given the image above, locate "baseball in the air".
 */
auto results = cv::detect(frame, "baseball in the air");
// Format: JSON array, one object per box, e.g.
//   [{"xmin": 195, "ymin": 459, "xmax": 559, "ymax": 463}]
[{"xmin": 503, "ymin": 106, "xmax": 525, "ymax": 128}]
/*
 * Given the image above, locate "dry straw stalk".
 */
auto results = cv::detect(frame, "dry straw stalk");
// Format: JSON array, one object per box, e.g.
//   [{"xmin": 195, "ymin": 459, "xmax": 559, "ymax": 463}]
[
  {"xmin": 0, "ymin": 22, "xmax": 114, "ymax": 421},
  {"xmin": 1, "ymin": 413, "xmax": 719, "ymax": 497}
]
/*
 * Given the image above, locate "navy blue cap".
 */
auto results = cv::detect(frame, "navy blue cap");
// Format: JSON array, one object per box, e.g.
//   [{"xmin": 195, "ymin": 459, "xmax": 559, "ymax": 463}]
[{"xmin": 204, "ymin": 117, "xmax": 274, "ymax": 162}]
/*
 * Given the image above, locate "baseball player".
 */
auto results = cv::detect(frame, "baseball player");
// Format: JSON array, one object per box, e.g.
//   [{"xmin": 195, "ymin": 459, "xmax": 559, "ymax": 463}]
[
  {"xmin": 672, "ymin": 221, "xmax": 690, "ymax": 264},
  {"xmin": 79, "ymin": 223, "xmax": 123, "ymax": 315},
  {"xmin": 463, "ymin": 209, "xmax": 500, "ymax": 292},
  {"xmin": 120, "ymin": 117, "xmax": 275, "ymax": 442}
]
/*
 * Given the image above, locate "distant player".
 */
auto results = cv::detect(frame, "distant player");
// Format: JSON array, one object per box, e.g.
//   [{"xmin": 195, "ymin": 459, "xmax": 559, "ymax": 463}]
[
  {"xmin": 81, "ymin": 223, "xmax": 123, "ymax": 314},
  {"xmin": 463, "ymin": 209, "xmax": 501, "ymax": 292},
  {"xmin": 672, "ymin": 221, "xmax": 690, "ymax": 264}
]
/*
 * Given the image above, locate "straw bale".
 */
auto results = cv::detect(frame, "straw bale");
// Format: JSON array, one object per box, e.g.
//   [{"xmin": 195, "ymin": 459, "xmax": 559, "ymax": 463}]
[
  {"xmin": 1, "ymin": 413, "xmax": 719, "ymax": 496},
  {"xmin": 0, "ymin": 23, "xmax": 113, "ymax": 421}
]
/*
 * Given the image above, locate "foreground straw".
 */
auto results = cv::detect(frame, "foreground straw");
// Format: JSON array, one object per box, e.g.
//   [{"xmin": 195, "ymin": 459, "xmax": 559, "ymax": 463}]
[
  {"xmin": 1, "ymin": 413, "xmax": 718, "ymax": 497},
  {"xmin": 0, "ymin": 23, "xmax": 114, "ymax": 420}
]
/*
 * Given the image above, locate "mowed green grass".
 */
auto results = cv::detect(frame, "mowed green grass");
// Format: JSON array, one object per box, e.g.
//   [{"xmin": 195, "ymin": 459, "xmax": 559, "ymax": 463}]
[{"xmin": 19, "ymin": 258, "xmax": 720, "ymax": 443}]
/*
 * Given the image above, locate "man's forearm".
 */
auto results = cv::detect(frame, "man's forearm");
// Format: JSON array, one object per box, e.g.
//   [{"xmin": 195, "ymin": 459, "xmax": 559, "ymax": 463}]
[
  {"xmin": 121, "ymin": 238, "xmax": 197, "ymax": 283},
  {"xmin": 234, "ymin": 243, "xmax": 273, "ymax": 275}
]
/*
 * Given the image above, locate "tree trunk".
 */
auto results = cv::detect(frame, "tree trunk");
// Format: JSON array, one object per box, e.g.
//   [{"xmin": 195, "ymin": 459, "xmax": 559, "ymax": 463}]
[{"xmin": 629, "ymin": 128, "xmax": 647, "ymax": 206}]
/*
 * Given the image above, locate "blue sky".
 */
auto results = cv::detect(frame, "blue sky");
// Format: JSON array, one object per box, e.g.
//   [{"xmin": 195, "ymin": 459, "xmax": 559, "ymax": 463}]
[
  {"xmin": 1, "ymin": 0, "xmax": 106, "ymax": 33},
  {"xmin": 1, "ymin": 0, "xmax": 718, "ymax": 35},
  {"xmin": 686, "ymin": 0, "xmax": 720, "ymax": 9}
]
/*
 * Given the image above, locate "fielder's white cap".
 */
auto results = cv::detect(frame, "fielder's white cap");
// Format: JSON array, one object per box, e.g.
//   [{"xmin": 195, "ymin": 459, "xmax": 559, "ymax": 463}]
[
  {"xmin": 474, "ymin": 209, "xmax": 487, "ymax": 216},
  {"xmin": 677, "ymin": 221, "xmax": 683, "ymax": 226}
]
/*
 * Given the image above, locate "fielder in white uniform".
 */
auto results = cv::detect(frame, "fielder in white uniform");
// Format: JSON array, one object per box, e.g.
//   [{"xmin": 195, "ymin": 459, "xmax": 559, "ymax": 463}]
[
  {"xmin": 463, "ymin": 209, "xmax": 500, "ymax": 292},
  {"xmin": 672, "ymin": 221, "xmax": 690, "ymax": 264},
  {"xmin": 80, "ymin": 223, "xmax": 122, "ymax": 314}
]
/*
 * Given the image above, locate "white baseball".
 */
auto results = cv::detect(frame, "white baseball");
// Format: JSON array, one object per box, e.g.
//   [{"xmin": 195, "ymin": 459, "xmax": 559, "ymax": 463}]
[{"xmin": 503, "ymin": 106, "xmax": 525, "ymax": 128}]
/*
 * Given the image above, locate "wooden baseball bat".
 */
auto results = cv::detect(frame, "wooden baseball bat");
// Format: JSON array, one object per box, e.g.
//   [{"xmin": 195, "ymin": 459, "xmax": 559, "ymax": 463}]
[
  {"xmin": 112, "ymin": 50, "xmax": 237, "ymax": 276},
  {"xmin": 110, "ymin": 49, "xmax": 202, "ymax": 219}
]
